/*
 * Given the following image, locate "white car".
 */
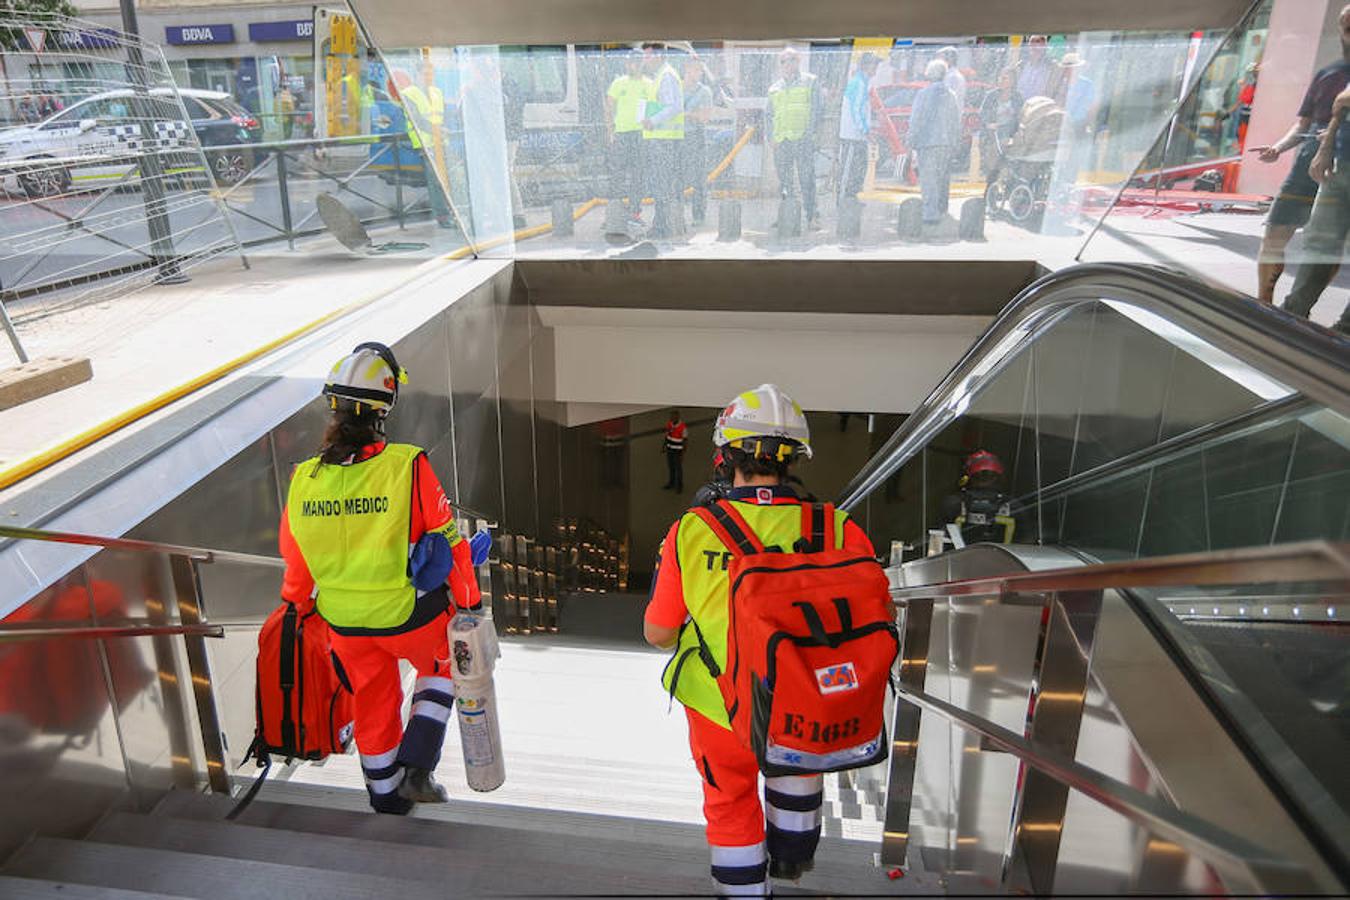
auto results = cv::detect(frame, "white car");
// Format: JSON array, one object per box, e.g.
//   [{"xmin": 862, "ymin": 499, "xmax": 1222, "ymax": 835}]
[{"xmin": 0, "ymin": 87, "xmax": 258, "ymax": 197}]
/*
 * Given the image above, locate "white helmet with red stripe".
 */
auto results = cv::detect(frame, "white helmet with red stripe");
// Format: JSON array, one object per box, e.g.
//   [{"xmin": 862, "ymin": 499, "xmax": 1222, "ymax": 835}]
[{"xmin": 712, "ymin": 383, "xmax": 813, "ymax": 461}]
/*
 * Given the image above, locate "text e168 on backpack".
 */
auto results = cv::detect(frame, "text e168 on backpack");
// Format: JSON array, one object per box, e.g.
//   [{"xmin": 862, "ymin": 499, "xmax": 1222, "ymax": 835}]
[{"xmin": 695, "ymin": 500, "xmax": 898, "ymax": 777}]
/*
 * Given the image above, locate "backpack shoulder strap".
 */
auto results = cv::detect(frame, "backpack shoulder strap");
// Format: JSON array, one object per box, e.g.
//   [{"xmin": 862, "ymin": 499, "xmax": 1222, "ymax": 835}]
[
  {"xmin": 691, "ymin": 501, "xmax": 764, "ymax": 556},
  {"xmin": 795, "ymin": 502, "xmax": 837, "ymax": 553}
]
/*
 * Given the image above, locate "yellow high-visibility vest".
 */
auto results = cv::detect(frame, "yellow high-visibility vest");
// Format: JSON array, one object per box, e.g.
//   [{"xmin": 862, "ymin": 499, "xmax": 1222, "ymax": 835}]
[
  {"xmin": 401, "ymin": 84, "xmax": 444, "ymax": 150},
  {"xmin": 769, "ymin": 73, "xmax": 816, "ymax": 142},
  {"xmin": 643, "ymin": 64, "xmax": 684, "ymax": 140},
  {"xmin": 661, "ymin": 500, "xmax": 849, "ymax": 728},
  {"xmin": 287, "ymin": 443, "xmax": 421, "ymax": 630}
]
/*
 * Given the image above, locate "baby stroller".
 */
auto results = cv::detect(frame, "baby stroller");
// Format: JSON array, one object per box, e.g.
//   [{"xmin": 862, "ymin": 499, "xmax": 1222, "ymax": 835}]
[{"xmin": 984, "ymin": 96, "xmax": 1063, "ymax": 228}]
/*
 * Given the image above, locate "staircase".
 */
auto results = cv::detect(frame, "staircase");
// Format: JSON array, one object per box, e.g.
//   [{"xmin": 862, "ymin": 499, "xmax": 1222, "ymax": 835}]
[{"xmin": 0, "ymin": 785, "xmax": 916, "ymax": 897}]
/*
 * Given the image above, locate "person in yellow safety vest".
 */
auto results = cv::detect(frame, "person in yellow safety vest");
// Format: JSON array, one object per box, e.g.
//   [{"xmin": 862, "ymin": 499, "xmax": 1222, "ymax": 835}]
[
  {"xmin": 399, "ymin": 62, "xmax": 453, "ymax": 229},
  {"xmin": 606, "ymin": 49, "xmax": 651, "ymax": 224},
  {"xmin": 279, "ymin": 342, "xmax": 482, "ymax": 814},
  {"xmin": 768, "ymin": 48, "xmax": 821, "ymax": 232},
  {"xmin": 641, "ymin": 42, "xmax": 686, "ymax": 239},
  {"xmin": 644, "ymin": 384, "xmax": 881, "ymax": 896}
]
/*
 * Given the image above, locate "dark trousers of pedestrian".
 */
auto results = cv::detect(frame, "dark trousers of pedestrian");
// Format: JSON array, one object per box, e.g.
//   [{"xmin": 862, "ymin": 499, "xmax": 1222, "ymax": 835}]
[
  {"xmin": 664, "ymin": 449, "xmax": 684, "ymax": 492},
  {"xmin": 1285, "ymin": 165, "xmax": 1350, "ymax": 332},
  {"xmin": 682, "ymin": 126, "xmax": 708, "ymax": 226},
  {"xmin": 838, "ymin": 138, "xmax": 868, "ymax": 204},
  {"xmin": 609, "ymin": 130, "xmax": 645, "ymax": 218},
  {"xmin": 916, "ymin": 146, "xmax": 953, "ymax": 225},
  {"xmin": 774, "ymin": 137, "xmax": 817, "ymax": 221},
  {"xmin": 646, "ymin": 137, "xmax": 684, "ymax": 238},
  {"xmin": 423, "ymin": 156, "xmax": 453, "ymax": 228}
]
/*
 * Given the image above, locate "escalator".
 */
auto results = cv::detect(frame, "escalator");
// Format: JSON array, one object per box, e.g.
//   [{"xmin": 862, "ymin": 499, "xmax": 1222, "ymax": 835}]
[{"xmin": 838, "ymin": 263, "xmax": 1349, "ymax": 894}]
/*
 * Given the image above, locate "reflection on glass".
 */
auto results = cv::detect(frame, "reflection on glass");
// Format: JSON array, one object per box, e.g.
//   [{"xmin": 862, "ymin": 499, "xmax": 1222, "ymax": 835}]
[
  {"xmin": 374, "ymin": 28, "xmax": 1225, "ymax": 258},
  {"xmin": 1081, "ymin": 0, "xmax": 1350, "ymax": 333}
]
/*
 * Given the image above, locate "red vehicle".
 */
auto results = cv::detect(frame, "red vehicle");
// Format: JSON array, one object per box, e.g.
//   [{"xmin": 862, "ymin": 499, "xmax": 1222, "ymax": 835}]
[{"xmin": 870, "ymin": 76, "xmax": 992, "ymax": 184}]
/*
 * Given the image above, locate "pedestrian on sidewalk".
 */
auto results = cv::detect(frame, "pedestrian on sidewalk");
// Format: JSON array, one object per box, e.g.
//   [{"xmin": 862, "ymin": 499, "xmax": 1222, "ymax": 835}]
[
  {"xmin": 769, "ymin": 48, "xmax": 821, "ymax": 232},
  {"xmin": 909, "ymin": 58, "xmax": 961, "ymax": 232}
]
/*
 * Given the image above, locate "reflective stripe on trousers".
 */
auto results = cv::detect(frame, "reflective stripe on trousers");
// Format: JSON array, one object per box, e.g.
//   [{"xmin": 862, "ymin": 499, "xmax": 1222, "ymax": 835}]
[{"xmin": 710, "ymin": 842, "xmax": 767, "ymax": 896}]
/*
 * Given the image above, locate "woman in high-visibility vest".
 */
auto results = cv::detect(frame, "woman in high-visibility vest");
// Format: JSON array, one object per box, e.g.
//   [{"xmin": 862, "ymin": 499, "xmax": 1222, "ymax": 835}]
[{"xmin": 279, "ymin": 342, "xmax": 481, "ymax": 814}]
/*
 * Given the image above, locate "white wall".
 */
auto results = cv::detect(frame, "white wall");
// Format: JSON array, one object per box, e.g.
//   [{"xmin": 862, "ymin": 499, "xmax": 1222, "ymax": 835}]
[{"xmin": 540, "ymin": 307, "xmax": 989, "ymax": 417}]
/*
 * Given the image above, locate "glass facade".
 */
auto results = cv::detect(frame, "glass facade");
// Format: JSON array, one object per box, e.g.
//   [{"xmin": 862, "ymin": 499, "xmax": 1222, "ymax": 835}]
[
  {"xmin": 1082, "ymin": 0, "xmax": 1350, "ymax": 331},
  {"xmin": 385, "ymin": 28, "xmax": 1225, "ymax": 258}
]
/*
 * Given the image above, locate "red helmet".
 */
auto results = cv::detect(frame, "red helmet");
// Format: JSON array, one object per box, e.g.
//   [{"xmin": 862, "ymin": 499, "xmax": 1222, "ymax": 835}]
[{"xmin": 964, "ymin": 450, "xmax": 1004, "ymax": 478}]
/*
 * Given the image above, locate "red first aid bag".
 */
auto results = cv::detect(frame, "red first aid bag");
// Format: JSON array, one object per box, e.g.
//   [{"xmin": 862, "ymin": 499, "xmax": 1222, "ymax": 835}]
[
  {"xmin": 694, "ymin": 500, "xmax": 897, "ymax": 777},
  {"xmin": 249, "ymin": 601, "xmax": 354, "ymax": 762}
]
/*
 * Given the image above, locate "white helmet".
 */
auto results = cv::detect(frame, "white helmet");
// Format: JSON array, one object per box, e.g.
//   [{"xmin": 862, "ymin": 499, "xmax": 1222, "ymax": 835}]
[
  {"xmin": 323, "ymin": 342, "xmax": 407, "ymax": 415},
  {"xmin": 712, "ymin": 383, "xmax": 812, "ymax": 461}
]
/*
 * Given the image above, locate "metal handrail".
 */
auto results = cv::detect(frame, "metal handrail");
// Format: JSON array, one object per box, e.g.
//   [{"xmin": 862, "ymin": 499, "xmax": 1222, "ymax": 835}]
[
  {"xmin": 837, "ymin": 263, "xmax": 1350, "ymax": 510},
  {"xmin": 0, "ymin": 620, "xmax": 224, "ymax": 642},
  {"xmin": 898, "ymin": 686, "xmax": 1321, "ymax": 893},
  {"xmin": 0, "ymin": 523, "xmax": 285, "ymax": 569},
  {"xmin": 890, "ymin": 540, "xmax": 1350, "ymax": 602}
]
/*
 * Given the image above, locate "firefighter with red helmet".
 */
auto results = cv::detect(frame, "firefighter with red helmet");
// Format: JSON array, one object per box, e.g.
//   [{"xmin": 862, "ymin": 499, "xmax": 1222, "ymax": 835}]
[{"xmin": 940, "ymin": 449, "xmax": 1016, "ymax": 544}]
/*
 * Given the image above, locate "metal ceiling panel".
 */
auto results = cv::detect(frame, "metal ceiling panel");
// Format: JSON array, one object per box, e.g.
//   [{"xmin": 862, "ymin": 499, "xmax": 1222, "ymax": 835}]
[{"xmin": 349, "ymin": 0, "xmax": 1254, "ymax": 48}]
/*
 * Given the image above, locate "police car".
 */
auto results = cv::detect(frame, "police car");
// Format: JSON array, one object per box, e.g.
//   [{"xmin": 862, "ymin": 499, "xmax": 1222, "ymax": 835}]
[{"xmin": 0, "ymin": 87, "xmax": 262, "ymax": 198}]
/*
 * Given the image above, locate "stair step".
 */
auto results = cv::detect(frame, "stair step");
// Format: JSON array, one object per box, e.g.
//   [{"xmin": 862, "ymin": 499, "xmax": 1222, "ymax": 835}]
[
  {"xmin": 2, "ymin": 838, "xmax": 441, "ymax": 900},
  {"xmin": 89, "ymin": 811, "xmax": 710, "ymax": 895},
  {"xmin": 0, "ymin": 876, "xmax": 186, "ymax": 899},
  {"xmin": 151, "ymin": 790, "xmax": 906, "ymax": 895},
  {"xmin": 154, "ymin": 786, "xmax": 708, "ymax": 853}
]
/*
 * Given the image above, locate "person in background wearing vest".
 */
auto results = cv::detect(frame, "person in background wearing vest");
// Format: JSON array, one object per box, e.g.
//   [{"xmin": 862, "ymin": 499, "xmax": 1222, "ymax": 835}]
[
  {"xmin": 682, "ymin": 56, "xmax": 714, "ymax": 228},
  {"xmin": 279, "ymin": 343, "xmax": 482, "ymax": 814},
  {"xmin": 662, "ymin": 409, "xmax": 688, "ymax": 492},
  {"xmin": 606, "ymin": 49, "xmax": 650, "ymax": 228},
  {"xmin": 769, "ymin": 48, "xmax": 821, "ymax": 233},
  {"xmin": 642, "ymin": 43, "xmax": 686, "ymax": 239},
  {"xmin": 644, "ymin": 384, "xmax": 880, "ymax": 896},
  {"xmin": 838, "ymin": 53, "xmax": 881, "ymax": 208},
  {"xmin": 399, "ymin": 63, "xmax": 454, "ymax": 230}
]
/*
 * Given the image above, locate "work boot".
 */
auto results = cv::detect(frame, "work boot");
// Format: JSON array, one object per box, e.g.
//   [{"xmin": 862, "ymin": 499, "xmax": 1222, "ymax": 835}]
[
  {"xmin": 769, "ymin": 857, "xmax": 814, "ymax": 882},
  {"xmin": 398, "ymin": 767, "xmax": 449, "ymax": 803}
]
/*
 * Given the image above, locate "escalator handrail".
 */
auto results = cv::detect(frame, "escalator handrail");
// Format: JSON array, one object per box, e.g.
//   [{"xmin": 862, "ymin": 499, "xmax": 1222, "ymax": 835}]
[
  {"xmin": 838, "ymin": 262, "xmax": 1349, "ymax": 510},
  {"xmin": 888, "ymin": 539, "xmax": 1350, "ymax": 601},
  {"xmin": 896, "ymin": 686, "xmax": 1326, "ymax": 894}
]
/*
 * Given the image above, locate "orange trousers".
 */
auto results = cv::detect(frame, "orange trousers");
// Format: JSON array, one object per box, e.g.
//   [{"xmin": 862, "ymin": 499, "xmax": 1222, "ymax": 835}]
[
  {"xmin": 330, "ymin": 612, "xmax": 456, "ymax": 812},
  {"xmin": 684, "ymin": 706, "xmax": 823, "ymax": 884}
]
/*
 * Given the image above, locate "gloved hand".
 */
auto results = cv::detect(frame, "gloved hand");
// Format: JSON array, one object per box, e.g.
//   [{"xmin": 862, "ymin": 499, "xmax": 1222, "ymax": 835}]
[
  {"xmin": 410, "ymin": 532, "xmax": 454, "ymax": 592},
  {"xmin": 469, "ymin": 529, "xmax": 493, "ymax": 567}
]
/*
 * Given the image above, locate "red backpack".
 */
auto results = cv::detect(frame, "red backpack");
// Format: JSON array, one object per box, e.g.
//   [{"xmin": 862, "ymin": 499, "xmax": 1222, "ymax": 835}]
[
  {"xmin": 232, "ymin": 602, "xmax": 355, "ymax": 817},
  {"xmin": 693, "ymin": 500, "xmax": 897, "ymax": 777}
]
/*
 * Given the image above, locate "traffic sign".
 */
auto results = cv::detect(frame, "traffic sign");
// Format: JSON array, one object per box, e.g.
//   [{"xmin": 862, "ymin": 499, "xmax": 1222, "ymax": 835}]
[{"xmin": 23, "ymin": 28, "xmax": 46, "ymax": 53}]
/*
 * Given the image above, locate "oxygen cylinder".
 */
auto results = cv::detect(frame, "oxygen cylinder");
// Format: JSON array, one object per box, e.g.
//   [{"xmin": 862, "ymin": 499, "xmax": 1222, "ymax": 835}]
[{"xmin": 449, "ymin": 612, "xmax": 505, "ymax": 792}]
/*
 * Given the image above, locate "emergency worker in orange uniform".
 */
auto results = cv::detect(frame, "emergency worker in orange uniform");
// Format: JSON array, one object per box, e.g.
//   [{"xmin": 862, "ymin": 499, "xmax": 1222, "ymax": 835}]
[
  {"xmin": 279, "ymin": 342, "xmax": 481, "ymax": 814},
  {"xmin": 644, "ymin": 384, "xmax": 880, "ymax": 896}
]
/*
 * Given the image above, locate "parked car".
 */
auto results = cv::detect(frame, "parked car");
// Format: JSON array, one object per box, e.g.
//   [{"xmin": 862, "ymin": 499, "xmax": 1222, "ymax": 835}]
[{"xmin": 0, "ymin": 87, "xmax": 262, "ymax": 198}]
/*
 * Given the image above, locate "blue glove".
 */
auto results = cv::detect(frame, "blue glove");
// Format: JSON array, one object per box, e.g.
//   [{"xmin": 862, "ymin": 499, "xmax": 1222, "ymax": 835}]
[
  {"xmin": 469, "ymin": 529, "xmax": 493, "ymax": 567},
  {"xmin": 410, "ymin": 532, "xmax": 454, "ymax": 592}
]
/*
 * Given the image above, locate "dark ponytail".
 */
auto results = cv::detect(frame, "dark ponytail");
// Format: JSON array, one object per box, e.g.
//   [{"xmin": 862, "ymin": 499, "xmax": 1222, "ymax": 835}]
[{"xmin": 318, "ymin": 404, "xmax": 384, "ymax": 465}]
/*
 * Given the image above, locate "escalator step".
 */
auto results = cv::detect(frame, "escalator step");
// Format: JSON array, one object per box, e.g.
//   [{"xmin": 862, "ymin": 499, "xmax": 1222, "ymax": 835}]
[
  {"xmin": 0, "ymin": 877, "xmax": 186, "ymax": 899},
  {"xmin": 2, "ymin": 838, "xmax": 438, "ymax": 900}
]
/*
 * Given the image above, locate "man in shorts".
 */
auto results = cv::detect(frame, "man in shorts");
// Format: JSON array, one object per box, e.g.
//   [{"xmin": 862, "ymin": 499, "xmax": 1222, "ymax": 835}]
[{"xmin": 1251, "ymin": 4, "xmax": 1350, "ymax": 304}]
